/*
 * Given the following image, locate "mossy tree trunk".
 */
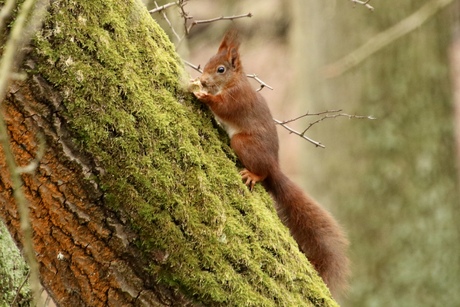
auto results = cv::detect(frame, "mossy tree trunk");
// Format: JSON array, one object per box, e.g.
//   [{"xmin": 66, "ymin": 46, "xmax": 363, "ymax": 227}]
[{"xmin": 0, "ymin": 0, "xmax": 337, "ymax": 306}]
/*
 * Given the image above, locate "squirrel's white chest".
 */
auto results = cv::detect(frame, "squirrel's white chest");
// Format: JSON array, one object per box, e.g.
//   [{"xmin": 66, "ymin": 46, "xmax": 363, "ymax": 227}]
[{"xmin": 213, "ymin": 114, "xmax": 240, "ymax": 138}]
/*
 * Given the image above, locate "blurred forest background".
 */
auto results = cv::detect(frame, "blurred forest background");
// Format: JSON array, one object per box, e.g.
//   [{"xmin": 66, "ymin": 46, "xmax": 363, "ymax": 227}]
[
  {"xmin": 1, "ymin": 0, "xmax": 459, "ymax": 306},
  {"xmin": 151, "ymin": 0, "xmax": 460, "ymax": 306}
]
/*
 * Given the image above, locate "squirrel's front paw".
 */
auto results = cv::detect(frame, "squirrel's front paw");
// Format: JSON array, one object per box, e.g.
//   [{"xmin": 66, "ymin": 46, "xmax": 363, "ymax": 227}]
[{"xmin": 193, "ymin": 91, "xmax": 209, "ymax": 101}]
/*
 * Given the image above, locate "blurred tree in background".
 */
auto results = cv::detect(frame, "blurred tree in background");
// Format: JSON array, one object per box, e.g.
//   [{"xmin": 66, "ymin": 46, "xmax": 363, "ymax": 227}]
[{"xmin": 289, "ymin": 0, "xmax": 460, "ymax": 306}]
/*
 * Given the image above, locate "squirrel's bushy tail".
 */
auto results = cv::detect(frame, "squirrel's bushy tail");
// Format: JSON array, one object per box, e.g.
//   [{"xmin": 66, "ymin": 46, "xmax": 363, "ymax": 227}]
[{"xmin": 263, "ymin": 167, "xmax": 350, "ymax": 297}]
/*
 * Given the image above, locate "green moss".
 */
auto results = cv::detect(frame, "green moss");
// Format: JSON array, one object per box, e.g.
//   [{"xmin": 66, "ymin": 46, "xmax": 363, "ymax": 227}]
[
  {"xmin": 31, "ymin": 0, "xmax": 337, "ymax": 305},
  {"xmin": 0, "ymin": 222, "xmax": 31, "ymax": 306}
]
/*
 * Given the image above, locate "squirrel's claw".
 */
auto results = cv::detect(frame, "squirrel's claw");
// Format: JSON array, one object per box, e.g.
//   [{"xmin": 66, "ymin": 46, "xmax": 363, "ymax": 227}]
[{"xmin": 240, "ymin": 169, "xmax": 263, "ymax": 191}]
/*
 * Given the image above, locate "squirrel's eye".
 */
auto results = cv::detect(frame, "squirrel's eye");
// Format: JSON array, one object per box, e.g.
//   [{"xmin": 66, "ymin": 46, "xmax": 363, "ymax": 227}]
[{"xmin": 217, "ymin": 66, "xmax": 226, "ymax": 73}]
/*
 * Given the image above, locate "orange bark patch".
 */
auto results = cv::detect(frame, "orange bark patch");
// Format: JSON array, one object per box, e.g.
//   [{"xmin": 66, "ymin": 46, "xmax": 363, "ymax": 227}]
[{"xmin": 0, "ymin": 83, "xmax": 153, "ymax": 306}]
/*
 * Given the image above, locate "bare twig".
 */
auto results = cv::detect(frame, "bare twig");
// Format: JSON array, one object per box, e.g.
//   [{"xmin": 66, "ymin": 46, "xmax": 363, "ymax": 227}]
[
  {"xmin": 274, "ymin": 110, "xmax": 374, "ymax": 146},
  {"xmin": 301, "ymin": 111, "xmax": 375, "ymax": 134},
  {"xmin": 149, "ymin": 1, "xmax": 251, "ymax": 48},
  {"xmin": 350, "ymin": 0, "xmax": 375, "ymax": 11},
  {"xmin": 246, "ymin": 74, "xmax": 273, "ymax": 91},
  {"xmin": 189, "ymin": 12, "xmax": 253, "ymax": 28},
  {"xmin": 154, "ymin": 1, "xmax": 181, "ymax": 43},
  {"xmin": 186, "ymin": 13, "xmax": 253, "ymax": 35},
  {"xmin": 44, "ymin": 291, "xmax": 52, "ymax": 306},
  {"xmin": 10, "ymin": 271, "xmax": 30, "ymax": 306},
  {"xmin": 278, "ymin": 109, "xmax": 343, "ymax": 125},
  {"xmin": 273, "ymin": 118, "xmax": 325, "ymax": 148},
  {"xmin": 177, "ymin": 0, "xmax": 192, "ymax": 35},
  {"xmin": 148, "ymin": 1, "xmax": 177, "ymax": 14},
  {"xmin": 192, "ymin": 12, "xmax": 253, "ymax": 25},
  {"xmin": 184, "ymin": 60, "xmax": 202, "ymax": 73},
  {"xmin": 324, "ymin": 0, "xmax": 454, "ymax": 78},
  {"xmin": 0, "ymin": 0, "xmax": 50, "ymax": 305}
]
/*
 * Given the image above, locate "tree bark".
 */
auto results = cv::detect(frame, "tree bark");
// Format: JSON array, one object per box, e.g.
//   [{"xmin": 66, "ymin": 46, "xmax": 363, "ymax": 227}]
[
  {"xmin": 0, "ymin": 0, "xmax": 337, "ymax": 306},
  {"xmin": 2, "ymin": 79, "xmax": 172, "ymax": 306}
]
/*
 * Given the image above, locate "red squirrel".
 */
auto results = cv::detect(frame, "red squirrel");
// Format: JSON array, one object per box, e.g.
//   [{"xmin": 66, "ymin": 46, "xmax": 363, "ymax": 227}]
[{"xmin": 191, "ymin": 29, "xmax": 349, "ymax": 297}]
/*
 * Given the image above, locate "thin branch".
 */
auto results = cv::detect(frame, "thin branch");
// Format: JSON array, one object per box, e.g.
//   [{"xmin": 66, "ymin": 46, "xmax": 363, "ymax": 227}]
[
  {"xmin": 273, "ymin": 118, "xmax": 325, "ymax": 148},
  {"xmin": 148, "ymin": 1, "xmax": 177, "ymax": 14},
  {"xmin": 177, "ymin": 0, "xmax": 192, "ymax": 35},
  {"xmin": 324, "ymin": 0, "xmax": 454, "ymax": 78},
  {"xmin": 186, "ymin": 13, "xmax": 253, "ymax": 35},
  {"xmin": 154, "ymin": 1, "xmax": 181, "ymax": 43},
  {"xmin": 279, "ymin": 109, "xmax": 343, "ymax": 125},
  {"xmin": 190, "ymin": 12, "xmax": 253, "ymax": 27},
  {"xmin": 10, "ymin": 271, "xmax": 31, "ymax": 306},
  {"xmin": 246, "ymin": 74, "xmax": 273, "ymax": 91},
  {"xmin": 44, "ymin": 292, "xmax": 52, "ymax": 306},
  {"xmin": 184, "ymin": 60, "xmax": 202, "ymax": 73},
  {"xmin": 274, "ymin": 110, "xmax": 374, "ymax": 146},
  {"xmin": 349, "ymin": 0, "xmax": 375, "ymax": 11},
  {"xmin": 149, "ymin": 2, "xmax": 251, "ymax": 47},
  {"xmin": 301, "ymin": 111, "xmax": 375, "ymax": 134}
]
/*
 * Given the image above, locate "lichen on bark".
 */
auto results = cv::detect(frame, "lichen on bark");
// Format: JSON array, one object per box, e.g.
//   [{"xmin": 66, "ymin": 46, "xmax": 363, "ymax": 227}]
[{"xmin": 0, "ymin": 0, "xmax": 338, "ymax": 306}]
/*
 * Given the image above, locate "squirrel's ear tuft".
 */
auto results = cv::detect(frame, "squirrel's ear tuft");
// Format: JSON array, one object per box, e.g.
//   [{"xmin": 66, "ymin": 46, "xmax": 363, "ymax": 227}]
[
  {"xmin": 218, "ymin": 28, "xmax": 241, "ymax": 69},
  {"xmin": 218, "ymin": 28, "xmax": 240, "ymax": 54}
]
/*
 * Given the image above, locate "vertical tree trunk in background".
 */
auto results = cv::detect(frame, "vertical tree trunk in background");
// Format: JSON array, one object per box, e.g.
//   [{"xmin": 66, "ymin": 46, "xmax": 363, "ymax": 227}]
[
  {"xmin": 289, "ymin": 0, "xmax": 460, "ymax": 306},
  {"xmin": 0, "ymin": 0, "xmax": 339, "ymax": 306},
  {"xmin": 451, "ymin": 35, "xmax": 460, "ymax": 186},
  {"xmin": 450, "ymin": 2, "xmax": 460, "ymax": 187}
]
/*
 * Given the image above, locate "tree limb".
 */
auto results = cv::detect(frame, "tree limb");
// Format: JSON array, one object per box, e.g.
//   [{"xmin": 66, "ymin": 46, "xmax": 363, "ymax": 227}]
[{"xmin": 323, "ymin": 0, "xmax": 454, "ymax": 78}]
